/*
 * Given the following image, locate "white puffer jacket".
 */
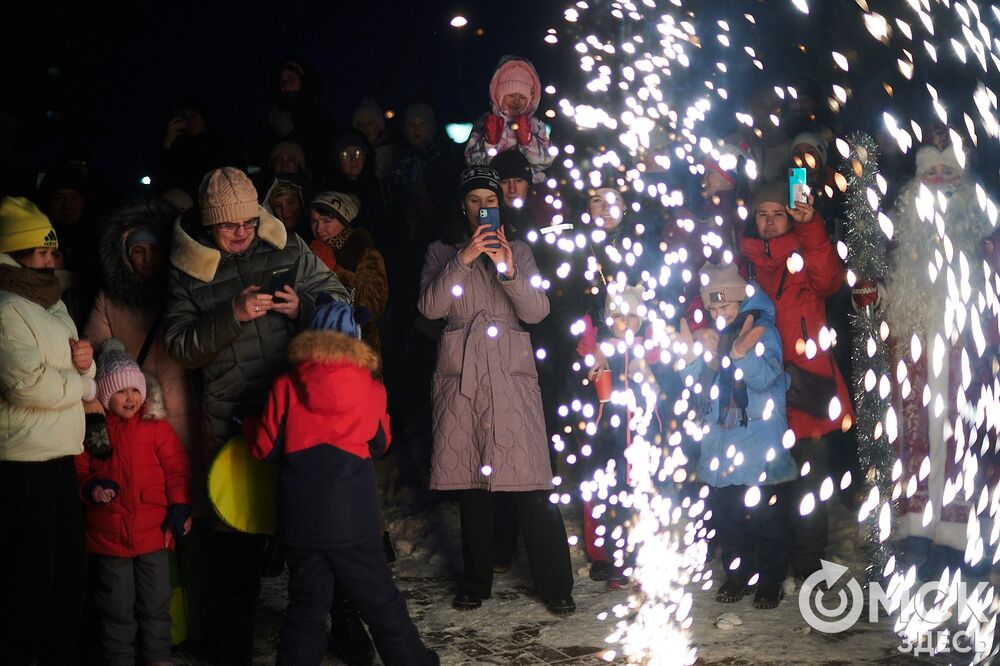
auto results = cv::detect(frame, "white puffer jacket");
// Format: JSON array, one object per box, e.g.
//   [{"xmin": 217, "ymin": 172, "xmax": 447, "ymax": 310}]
[{"xmin": 0, "ymin": 253, "xmax": 96, "ymax": 461}]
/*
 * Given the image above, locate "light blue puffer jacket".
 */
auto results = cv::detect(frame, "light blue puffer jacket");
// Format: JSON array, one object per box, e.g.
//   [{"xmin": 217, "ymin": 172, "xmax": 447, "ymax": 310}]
[{"xmin": 683, "ymin": 286, "xmax": 797, "ymax": 488}]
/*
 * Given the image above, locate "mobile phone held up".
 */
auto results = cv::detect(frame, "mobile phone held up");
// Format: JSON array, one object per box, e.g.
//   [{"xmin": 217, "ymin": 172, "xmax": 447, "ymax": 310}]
[
  {"xmin": 479, "ymin": 207, "xmax": 502, "ymax": 249},
  {"xmin": 789, "ymin": 167, "xmax": 809, "ymax": 208},
  {"xmin": 266, "ymin": 258, "xmax": 300, "ymax": 296}
]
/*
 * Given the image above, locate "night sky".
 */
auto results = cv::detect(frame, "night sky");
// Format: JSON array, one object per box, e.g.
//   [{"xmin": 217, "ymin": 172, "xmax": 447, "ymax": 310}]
[{"xmin": 1, "ymin": 0, "xmax": 993, "ymax": 197}]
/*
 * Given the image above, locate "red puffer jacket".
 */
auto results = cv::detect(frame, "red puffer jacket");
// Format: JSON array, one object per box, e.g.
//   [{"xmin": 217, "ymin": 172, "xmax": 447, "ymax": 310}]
[
  {"xmin": 251, "ymin": 330, "xmax": 390, "ymax": 548},
  {"xmin": 739, "ymin": 212, "xmax": 854, "ymax": 440},
  {"xmin": 75, "ymin": 413, "xmax": 190, "ymax": 557}
]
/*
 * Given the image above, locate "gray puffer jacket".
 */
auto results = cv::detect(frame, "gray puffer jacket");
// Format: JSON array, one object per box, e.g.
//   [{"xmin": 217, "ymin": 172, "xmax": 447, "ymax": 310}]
[{"xmin": 164, "ymin": 206, "xmax": 349, "ymax": 455}]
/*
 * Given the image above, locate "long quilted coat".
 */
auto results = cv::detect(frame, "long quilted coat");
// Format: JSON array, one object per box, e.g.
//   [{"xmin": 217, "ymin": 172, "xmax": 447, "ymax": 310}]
[
  {"xmin": 418, "ymin": 239, "xmax": 552, "ymax": 491},
  {"xmin": 163, "ymin": 207, "xmax": 349, "ymax": 456}
]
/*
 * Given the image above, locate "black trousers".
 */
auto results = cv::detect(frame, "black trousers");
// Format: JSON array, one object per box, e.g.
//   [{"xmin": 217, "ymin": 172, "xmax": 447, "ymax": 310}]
[
  {"xmin": 214, "ymin": 531, "xmax": 265, "ymax": 665},
  {"xmin": 493, "ymin": 492, "xmax": 519, "ymax": 565},
  {"xmin": 458, "ymin": 489, "xmax": 574, "ymax": 600},
  {"xmin": 790, "ymin": 433, "xmax": 832, "ymax": 577},
  {"xmin": 279, "ymin": 535, "xmax": 435, "ymax": 666},
  {"xmin": 710, "ymin": 484, "xmax": 789, "ymax": 585},
  {"xmin": 0, "ymin": 457, "xmax": 87, "ymax": 666}
]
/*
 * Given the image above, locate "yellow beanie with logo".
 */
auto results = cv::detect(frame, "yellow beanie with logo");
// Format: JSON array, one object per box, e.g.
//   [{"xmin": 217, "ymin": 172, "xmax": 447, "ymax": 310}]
[{"xmin": 0, "ymin": 197, "xmax": 58, "ymax": 254}]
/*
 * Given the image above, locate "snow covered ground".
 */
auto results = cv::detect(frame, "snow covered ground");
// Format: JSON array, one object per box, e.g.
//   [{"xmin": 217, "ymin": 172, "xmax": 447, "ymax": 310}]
[{"xmin": 175, "ymin": 498, "xmax": 961, "ymax": 665}]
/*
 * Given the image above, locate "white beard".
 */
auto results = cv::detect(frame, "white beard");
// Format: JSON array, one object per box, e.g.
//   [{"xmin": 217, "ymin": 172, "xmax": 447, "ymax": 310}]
[{"xmin": 884, "ymin": 176, "xmax": 991, "ymax": 354}]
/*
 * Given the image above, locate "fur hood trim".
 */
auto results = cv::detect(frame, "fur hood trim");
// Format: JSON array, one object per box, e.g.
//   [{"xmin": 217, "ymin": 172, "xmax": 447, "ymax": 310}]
[
  {"xmin": 170, "ymin": 205, "xmax": 287, "ymax": 283},
  {"xmin": 288, "ymin": 330, "xmax": 380, "ymax": 372},
  {"xmin": 100, "ymin": 198, "xmax": 176, "ymax": 310},
  {"xmin": 141, "ymin": 372, "xmax": 167, "ymax": 421}
]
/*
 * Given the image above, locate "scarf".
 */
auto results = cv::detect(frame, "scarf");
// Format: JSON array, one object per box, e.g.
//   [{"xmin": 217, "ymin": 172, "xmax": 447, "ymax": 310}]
[
  {"xmin": 0, "ymin": 264, "xmax": 63, "ymax": 309},
  {"xmin": 326, "ymin": 227, "xmax": 353, "ymax": 251},
  {"xmin": 692, "ymin": 309, "xmax": 762, "ymax": 428}
]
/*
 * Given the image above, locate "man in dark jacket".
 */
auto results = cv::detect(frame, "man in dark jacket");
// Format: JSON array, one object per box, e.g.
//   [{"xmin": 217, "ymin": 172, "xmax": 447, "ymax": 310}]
[{"xmin": 164, "ymin": 166, "xmax": 348, "ymax": 664}]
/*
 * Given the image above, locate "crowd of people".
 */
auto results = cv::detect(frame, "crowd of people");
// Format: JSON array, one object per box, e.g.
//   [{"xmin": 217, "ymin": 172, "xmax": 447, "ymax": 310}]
[{"xmin": 0, "ymin": 50, "xmax": 998, "ymax": 666}]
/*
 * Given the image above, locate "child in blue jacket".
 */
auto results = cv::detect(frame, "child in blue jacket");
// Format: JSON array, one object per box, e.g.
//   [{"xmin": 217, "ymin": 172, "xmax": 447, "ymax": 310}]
[{"xmin": 678, "ymin": 263, "xmax": 797, "ymax": 609}]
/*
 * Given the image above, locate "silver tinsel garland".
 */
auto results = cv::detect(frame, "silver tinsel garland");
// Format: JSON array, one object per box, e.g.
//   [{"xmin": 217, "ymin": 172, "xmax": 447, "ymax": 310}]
[{"xmin": 839, "ymin": 131, "xmax": 895, "ymax": 580}]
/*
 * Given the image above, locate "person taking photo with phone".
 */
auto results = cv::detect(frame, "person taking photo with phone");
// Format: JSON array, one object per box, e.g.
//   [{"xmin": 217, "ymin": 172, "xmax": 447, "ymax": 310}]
[
  {"xmin": 738, "ymin": 181, "xmax": 852, "ymax": 586},
  {"xmin": 417, "ymin": 166, "xmax": 575, "ymax": 617},
  {"xmin": 162, "ymin": 167, "xmax": 348, "ymax": 663}
]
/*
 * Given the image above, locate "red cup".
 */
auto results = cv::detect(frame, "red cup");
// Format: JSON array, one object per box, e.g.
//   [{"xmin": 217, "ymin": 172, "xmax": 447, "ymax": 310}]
[{"xmin": 593, "ymin": 369, "xmax": 613, "ymax": 403}]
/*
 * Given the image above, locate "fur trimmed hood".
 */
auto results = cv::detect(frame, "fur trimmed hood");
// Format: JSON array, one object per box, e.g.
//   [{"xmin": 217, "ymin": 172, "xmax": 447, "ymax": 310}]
[
  {"xmin": 288, "ymin": 330, "xmax": 380, "ymax": 372},
  {"xmin": 287, "ymin": 330, "xmax": 382, "ymax": 415},
  {"xmin": 100, "ymin": 198, "xmax": 176, "ymax": 310},
  {"xmin": 169, "ymin": 205, "xmax": 287, "ymax": 283}
]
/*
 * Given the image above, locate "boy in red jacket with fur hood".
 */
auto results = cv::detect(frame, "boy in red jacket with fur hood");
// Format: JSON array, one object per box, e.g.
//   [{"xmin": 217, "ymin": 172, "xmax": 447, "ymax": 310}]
[
  {"xmin": 75, "ymin": 339, "xmax": 191, "ymax": 666},
  {"xmin": 250, "ymin": 295, "xmax": 437, "ymax": 666}
]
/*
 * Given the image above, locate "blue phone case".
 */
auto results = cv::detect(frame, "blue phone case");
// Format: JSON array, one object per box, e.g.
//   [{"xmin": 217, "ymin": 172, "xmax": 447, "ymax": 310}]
[
  {"xmin": 789, "ymin": 168, "xmax": 808, "ymax": 208},
  {"xmin": 479, "ymin": 207, "xmax": 501, "ymax": 249}
]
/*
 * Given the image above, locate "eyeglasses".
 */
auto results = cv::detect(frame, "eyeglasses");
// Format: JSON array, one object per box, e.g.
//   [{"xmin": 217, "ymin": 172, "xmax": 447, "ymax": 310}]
[
  {"xmin": 217, "ymin": 218, "xmax": 259, "ymax": 234},
  {"xmin": 339, "ymin": 149, "xmax": 365, "ymax": 161}
]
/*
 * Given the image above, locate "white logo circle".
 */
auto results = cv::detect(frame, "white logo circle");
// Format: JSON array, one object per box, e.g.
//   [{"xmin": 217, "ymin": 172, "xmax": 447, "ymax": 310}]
[{"xmin": 798, "ymin": 560, "xmax": 865, "ymax": 634}]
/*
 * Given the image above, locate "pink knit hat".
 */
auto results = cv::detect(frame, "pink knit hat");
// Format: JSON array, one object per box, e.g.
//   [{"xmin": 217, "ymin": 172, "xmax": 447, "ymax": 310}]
[
  {"xmin": 489, "ymin": 57, "xmax": 541, "ymax": 117},
  {"xmin": 96, "ymin": 339, "xmax": 147, "ymax": 410},
  {"xmin": 198, "ymin": 167, "xmax": 259, "ymax": 226}
]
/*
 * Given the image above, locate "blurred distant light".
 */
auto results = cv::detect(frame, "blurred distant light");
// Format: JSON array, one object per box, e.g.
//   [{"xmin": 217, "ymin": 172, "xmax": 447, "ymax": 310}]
[
  {"xmin": 385, "ymin": 110, "xmax": 395, "ymax": 120},
  {"xmin": 140, "ymin": 176, "xmax": 151, "ymax": 186},
  {"xmin": 446, "ymin": 123, "xmax": 474, "ymax": 143},
  {"xmin": 450, "ymin": 16, "xmax": 468, "ymax": 28}
]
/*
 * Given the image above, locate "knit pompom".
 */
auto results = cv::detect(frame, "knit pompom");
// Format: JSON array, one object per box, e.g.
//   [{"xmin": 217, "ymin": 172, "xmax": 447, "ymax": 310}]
[{"xmin": 100, "ymin": 338, "xmax": 126, "ymax": 357}]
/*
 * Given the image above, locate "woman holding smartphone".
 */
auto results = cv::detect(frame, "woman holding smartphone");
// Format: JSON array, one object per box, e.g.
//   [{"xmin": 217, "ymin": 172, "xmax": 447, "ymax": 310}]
[{"xmin": 417, "ymin": 166, "xmax": 575, "ymax": 616}]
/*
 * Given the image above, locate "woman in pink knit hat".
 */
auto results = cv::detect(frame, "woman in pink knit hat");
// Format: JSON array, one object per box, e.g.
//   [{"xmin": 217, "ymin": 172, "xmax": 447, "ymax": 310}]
[{"xmin": 465, "ymin": 56, "xmax": 554, "ymax": 183}]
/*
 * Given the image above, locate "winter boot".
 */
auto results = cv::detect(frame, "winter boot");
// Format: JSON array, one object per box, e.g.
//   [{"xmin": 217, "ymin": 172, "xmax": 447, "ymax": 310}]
[
  {"xmin": 383, "ymin": 530, "xmax": 397, "ymax": 565},
  {"xmin": 328, "ymin": 595, "xmax": 375, "ymax": 666},
  {"xmin": 715, "ymin": 578, "xmax": 751, "ymax": 603},
  {"xmin": 261, "ymin": 538, "xmax": 285, "ymax": 578},
  {"xmin": 753, "ymin": 581, "xmax": 784, "ymax": 609}
]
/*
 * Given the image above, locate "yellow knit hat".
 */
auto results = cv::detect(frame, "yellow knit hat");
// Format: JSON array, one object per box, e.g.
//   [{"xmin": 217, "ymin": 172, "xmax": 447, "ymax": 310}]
[{"xmin": 0, "ymin": 197, "xmax": 58, "ymax": 254}]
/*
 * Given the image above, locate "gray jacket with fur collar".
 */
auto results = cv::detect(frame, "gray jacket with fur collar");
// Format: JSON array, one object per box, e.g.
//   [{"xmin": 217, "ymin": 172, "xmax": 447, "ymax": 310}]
[{"xmin": 164, "ymin": 207, "xmax": 349, "ymax": 453}]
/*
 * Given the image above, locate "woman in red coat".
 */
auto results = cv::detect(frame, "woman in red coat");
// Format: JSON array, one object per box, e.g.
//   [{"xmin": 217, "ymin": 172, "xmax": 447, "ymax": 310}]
[{"xmin": 739, "ymin": 181, "xmax": 853, "ymax": 581}]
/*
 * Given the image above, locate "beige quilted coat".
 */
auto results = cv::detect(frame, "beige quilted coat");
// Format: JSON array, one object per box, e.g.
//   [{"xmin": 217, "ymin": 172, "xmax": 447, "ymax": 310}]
[{"xmin": 418, "ymin": 240, "xmax": 552, "ymax": 491}]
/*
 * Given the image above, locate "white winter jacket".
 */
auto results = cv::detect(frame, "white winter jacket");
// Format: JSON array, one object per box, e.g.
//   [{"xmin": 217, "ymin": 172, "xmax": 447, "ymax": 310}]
[{"xmin": 0, "ymin": 253, "xmax": 96, "ymax": 462}]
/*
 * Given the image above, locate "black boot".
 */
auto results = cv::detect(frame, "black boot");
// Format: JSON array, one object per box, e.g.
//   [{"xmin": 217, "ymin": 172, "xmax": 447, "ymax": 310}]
[
  {"xmin": 753, "ymin": 581, "xmax": 784, "ymax": 609},
  {"xmin": 329, "ymin": 593, "xmax": 375, "ymax": 666},
  {"xmin": 261, "ymin": 537, "xmax": 286, "ymax": 578},
  {"xmin": 383, "ymin": 530, "xmax": 397, "ymax": 565},
  {"xmin": 715, "ymin": 578, "xmax": 751, "ymax": 603}
]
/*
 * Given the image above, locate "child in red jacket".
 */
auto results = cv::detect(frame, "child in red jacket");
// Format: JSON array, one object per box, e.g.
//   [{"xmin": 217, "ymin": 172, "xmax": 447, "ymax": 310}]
[
  {"xmin": 250, "ymin": 295, "xmax": 437, "ymax": 666},
  {"xmin": 75, "ymin": 339, "xmax": 191, "ymax": 666}
]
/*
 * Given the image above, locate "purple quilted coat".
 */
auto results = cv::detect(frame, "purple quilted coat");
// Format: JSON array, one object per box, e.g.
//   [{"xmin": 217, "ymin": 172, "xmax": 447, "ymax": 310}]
[{"xmin": 418, "ymin": 240, "xmax": 553, "ymax": 491}]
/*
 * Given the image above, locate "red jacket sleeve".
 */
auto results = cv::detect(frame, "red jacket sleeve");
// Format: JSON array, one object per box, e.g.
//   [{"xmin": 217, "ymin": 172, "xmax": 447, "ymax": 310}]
[
  {"xmin": 252, "ymin": 375, "xmax": 292, "ymax": 462},
  {"xmin": 795, "ymin": 212, "xmax": 845, "ymax": 298},
  {"xmin": 155, "ymin": 421, "xmax": 191, "ymax": 506},
  {"xmin": 576, "ymin": 313, "xmax": 598, "ymax": 357}
]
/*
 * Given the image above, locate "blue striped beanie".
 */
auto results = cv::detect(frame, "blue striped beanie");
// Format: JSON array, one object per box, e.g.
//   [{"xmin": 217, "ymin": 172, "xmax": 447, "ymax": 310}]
[{"xmin": 309, "ymin": 297, "xmax": 361, "ymax": 338}]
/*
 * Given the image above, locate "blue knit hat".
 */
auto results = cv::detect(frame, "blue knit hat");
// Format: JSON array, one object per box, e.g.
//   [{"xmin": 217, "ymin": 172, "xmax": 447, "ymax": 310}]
[{"xmin": 310, "ymin": 294, "xmax": 362, "ymax": 337}]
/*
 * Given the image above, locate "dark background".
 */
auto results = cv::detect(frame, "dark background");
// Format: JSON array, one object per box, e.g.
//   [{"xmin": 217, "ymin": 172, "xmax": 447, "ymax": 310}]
[
  {"xmin": 0, "ymin": 0, "xmax": 565, "ymax": 195},
  {"xmin": 1, "ymin": 0, "xmax": 993, "ymax": 198}
]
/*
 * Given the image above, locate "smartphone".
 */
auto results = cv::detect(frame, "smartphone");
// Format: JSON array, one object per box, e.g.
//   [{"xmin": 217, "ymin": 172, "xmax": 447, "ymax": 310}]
[
  {"xmin": 478, "ymin": 207, "xmax": 501, "ymax": 249},
  {"xmin": 266, "ymin": 260, "xmax": 299, "ymax": 295},
  {"xmin": 789, "ymin": 167, "xmax": 808, "ymax": 208}
]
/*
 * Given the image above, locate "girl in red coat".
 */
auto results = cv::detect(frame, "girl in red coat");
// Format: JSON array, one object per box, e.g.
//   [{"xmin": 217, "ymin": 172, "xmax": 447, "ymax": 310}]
[
  {"xmin": 739, "ymin": 182, "xmax": 853, "ymax": 581},
  {"xmin": 75, "ymin": 339, "xmax": 191, "ymax": 666}
]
